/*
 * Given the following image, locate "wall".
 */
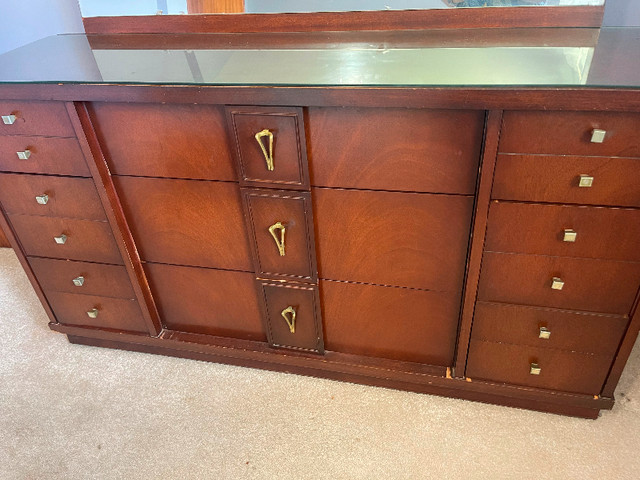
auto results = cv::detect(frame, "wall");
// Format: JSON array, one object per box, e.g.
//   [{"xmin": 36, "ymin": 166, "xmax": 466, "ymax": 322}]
[{"xmin": 603, "ymin": 0, "xmax": 640, "ymax": 26}]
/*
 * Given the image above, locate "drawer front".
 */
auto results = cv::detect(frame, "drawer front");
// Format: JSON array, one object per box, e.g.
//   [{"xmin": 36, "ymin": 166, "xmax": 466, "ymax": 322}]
[
  {"xmin": 114, "ymin": 176, "xmax": 252, "ymax": 271},
  {"xmin": 466, "ymin": 340, "xmax": 613, "ymax": 395},
  {"xmin": 0, "ymin": 174, "xmax": 105, "ymax": 220},
  {"xmin": 500, "ymin": 111, "xmax": 640, "ymax": 157},
  {"xmin": 29, "ymin": 257, "xmax": 135, "ymax": 299},
  {"xmin": 314, "ymin": 188, "xmax": 473, "ymax": 291},
  {"xmin": 492, "ymin": 154, "xmax": 640, "ymax": 207},
  {"xmin": 145, "ymin": 262, "xmax": 265, "ymax": 342},
  {"xmin": 0, "ymin": 136, "xmax": 89, "ymax": 176},
  {"xmin": 321, "ymin": 280, "xmax": 460, "ymax": 366},
  {"xmin": 46, "ymin": 291, "xmax": 148, "ymax": 333},
  {"xmin": 478, "ymin": 252, "xmax": 640, "ymax": 315},
  {"xmin": 472, "ymin": 302, "xmax": 628, "ymax": 356},
  {"xmin": 226, "ymin": 106, "xmax": 309, "ymax": 189},
  {"xmin": 243, "ymin": 188, "xmax": 316, "ymax": 281},
  {"xmin": 0, "ymin": 101, "xmax": 75, "ymax": 137},
  {"xmin": 89, "ymin": 103, "xmax": 236, "ymax": 181},
  {"xmin": 259, "ymin": 281, "xmax": 324, "ymax": 353},
  {"xmin": 308, "ymin": 107, "xmax": 483, "ymax": 195},
  {"xmin": 485, "ymin": 202, "xmax": 640, "ymax": 261},
  {"xmin": 8, "ymin": 215, "xmax": 123, "ymax": 265}
]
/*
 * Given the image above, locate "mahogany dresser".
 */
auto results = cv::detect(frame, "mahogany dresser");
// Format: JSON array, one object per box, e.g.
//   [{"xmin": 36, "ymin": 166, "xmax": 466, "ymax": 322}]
[{"xmin": 0, "ymin": 26, "xmax": 639, "ymax": 418}]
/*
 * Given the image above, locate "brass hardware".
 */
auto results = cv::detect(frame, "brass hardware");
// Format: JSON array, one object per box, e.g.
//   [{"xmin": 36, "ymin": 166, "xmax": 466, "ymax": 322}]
[
  {"xmin": 255, "ymin": 129, "xmax": 274, "ymax": 171},
  {"xmin": 590, "ymin": 129, "xmax": 606, "ymax": 143},
  {"xmin": 16, "ymin": 149, "xmax": 31, "ymax": 160},
  {"xmin": 35, "ymin": 194, "xmax": 49, "ymax": 205},
  {"xmin": 86, "ymin": 308, "xmax": 99, "ymax": 319},
  {"xmin": 268, "ymin": 221, "xmax": 286, "ymax": 256},
  {"xmin": 53, "ymin": 234, "xmax": 67, "ymax": 245},
  {"xmin": 281, "ymin": 306, "xmax": 296, "ymax": 334},
  {"xmin": 551, "ymin": 277, "xmax": 565, "ymax": 290},
  {"xmin": 563, "ymin": 229, "xmax": 577, "ymax": 243},
  {"xmin": 1, "ymin": 114, "xmax": 16, "ymax": 125},
  {"xmin": 578, "ymin": 175, "xmax": 594, "ymax": 187},
  {"xmin": 539, "ymin": 327, "xmax": 551, "ymax": 339},
  {"xmin": 72, "ymin": 276, "xmax": 85, "ymax": 287},
  {"xmin": 530, "ymin": 363, "xmax": 542, "ymax": 375}
]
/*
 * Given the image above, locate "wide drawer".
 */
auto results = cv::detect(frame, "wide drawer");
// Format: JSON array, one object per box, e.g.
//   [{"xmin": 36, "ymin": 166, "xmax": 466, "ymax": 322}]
[
  {"xmin": 46, "ymin": 291, "xmax": 148, "ymax": 333},
  {"xmin": 0, "ymin": 174, "xmax": 105, "ymax": 220},
  {"xmin": 471, "ymin": 302, "xmax": 628, "ymax": 356},
  {"xmin": 89, "ymin": 102, "xmax": 236, "ymax": 181},
  {"xmin": 500, "ymin": 111, "xmax": 640, "ymax": 157},
  {"xmin": 0, "ymin": 136, "xmax": 89, "ymax": 176},
  {"xmin": 485, "ymin": 202, "xmax": 640, "ymax": 261},
  {"xmin": 0, "ymin": 101, "xmax": 75, "ymax": 137},
  {"xmin": 466, "ymin": 339, "xmax": 613, "ymax": 395},
  {"xmin": 478, "ymin": 252, "xmax": 640, "ymax": 315},
  {"xmin": 29, "ymin": 257, "xmax": 135, "ymax": 299},
  {"xmin": 8, "ymin": 215, "xmax": 123, "ymax": 264},
  {"xmin": 321, "ymin": 280, "xmax": 460, "ymax": 365},
  {"xmin": 492, "ymin": 154, "xmax": 640, "ymax": 207},
  {"xmin": 308, "ymin": 107, "xmax": 483, "ymax": 195},
  {"xmin": 145, "ymin": 262, "xmax": 265, "ymax": 342}
]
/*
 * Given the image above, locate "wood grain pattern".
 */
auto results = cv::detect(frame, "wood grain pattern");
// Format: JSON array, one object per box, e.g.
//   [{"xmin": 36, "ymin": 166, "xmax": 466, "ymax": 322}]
[
  {"xmin": 187, "ymin": 0, "xmax": 244, "ymax": 14},
  {"xmin": 0, "ymin": 136, "xmax": 89, "ymax": 177},
  {"xmin": 0, "ymin": 101, "xmax": 75, "ymax": 137},
  {"xmin": 0, "ymin": 225, "xmax": 10, "ymax": 248}
]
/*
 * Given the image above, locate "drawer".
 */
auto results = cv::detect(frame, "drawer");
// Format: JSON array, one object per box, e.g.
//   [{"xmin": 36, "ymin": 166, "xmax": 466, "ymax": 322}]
[
  {"xmin": 492, "ymin": 154, "xmax": 640, "ymax": 207},
  {"xmin": 259, "ymin": 281, "xmax": 324, "ymax": 353},
  {"xmin": 29, "ymin": 257, "xmax": 135, "ymax": 299},
  {"xmin": 243, "ymin": 188, "xmax": 316, "ymax": 281},
  {"xmin": 89, "ymin": 103, "xmax": 236, "ymax": 181},
  {"xmin": 0, "ymin": 101, "xmax": 75, "ymax": 137},
  {"xmin": 0, "ymin": 136, "xmax": 89, "ymax": 176},
  {"xmin": 145, "ymin": 262, "xmax": 265, "ymax": 341},
  {"xmin": 46, "ymin": 291, "xmax": 148, "ymax": 333},
  {"xmin": 485, "ymin": 202, "xmax": 640, "ymax": 261},
  {"xmin": 8, "ymin": 215, "xmax": 123, "ymax": 265},
  {"xmin": 478, "ymin": 252, "xmax": 640, "ymax": 315},
  {"xmin": 466, "ymin": 339, "xmax": 613, "ymax": 395},
  {"xmin": 226, "ymin": 106, "xmax": 309, "ymax": 189},
  {"xmin": 0, "ymin": 174, "xmax": 105, "ymax": 220},
  {"xmin": 314, "ymin": 188, "xmax": 473, "ymax": 291},
  {"xmin": 321, "ymin": 280, "xmax": 460, "ymax": 365},
  {"xmin": 114, "ymin": 176, "xmax": 252, "ymax": 271},
  {"xmin": 308, "ymin": 107, "xmax": 483, "ymax": 195},
  {"xmin": 500, "ymin": 111, "xmax": 640, "ymax": 157},
  {"xmin": 471, "ymin": 302, "xmax": 628, "ymax": 356}
]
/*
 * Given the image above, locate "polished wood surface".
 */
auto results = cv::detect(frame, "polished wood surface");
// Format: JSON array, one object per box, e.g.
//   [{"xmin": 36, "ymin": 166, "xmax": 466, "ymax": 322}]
[
  {"xmin": 0, "ymin": 227, "xmax": 8, "ymax": 247},
  {"xmin": 0, "ymin": 136, "xmax": 89, "ymax": 177},
  {"xmin": 187, "ymin": 0, "xmax": 244, "ymax": 14},
  {"xmin": 308, "ymin": 107, "xmax": 483, "ymax": 194},
  {"xmin": 0, "ymin": 101, "xmax": 75, "ymax": 137}
]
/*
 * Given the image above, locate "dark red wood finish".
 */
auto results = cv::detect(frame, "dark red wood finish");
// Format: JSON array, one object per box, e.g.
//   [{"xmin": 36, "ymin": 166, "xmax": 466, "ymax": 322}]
[
  {"xmin": 0, "ymin": 226, "xmax": 9, "ymax": 248},
  {"xmin": 0, "ymin": 101, "xmax": 75, "ymax": 137},
  {"xmin": 0, "ymin": 136, "xmax": 89, "ymax": 177}
]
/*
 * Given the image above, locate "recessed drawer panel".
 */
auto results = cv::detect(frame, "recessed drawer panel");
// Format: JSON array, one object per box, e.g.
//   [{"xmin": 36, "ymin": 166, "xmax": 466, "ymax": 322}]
[
  {"xmin": 308, "ymin": 107, "xmax": 483, "ymax": 194},
  {"xmin": 243, "ymin": 188, "xmax": 316, "ymax": 282},
  {"xmin": 0, "ymin": 136, "xmax": 89, "ymax": 176},
  {"xmin": 259, "ymin": 281, "xmax": 324, "ymax": 353},
  {"xmin": 46, "ymin": 291, "xmax": 148, "ymax": 333},
  {"xmin": 145, "ymin": 262, "xmax": 265, "ymax": 342},
  {"xmin": 466, "ymin": 339, "xmax": 613, "ymax": 395},
  {"xmin": 321, "ymin": 280, "xmax": 460, "ymax": 366},
  {"xmin": 472, "ymin": 302, "xmax": 628, "ymax": 356},
  {"xmin": 492, "ymin": 154, "xmax": 640, "ymax": 207},
  {"xmin": 29, "ymin": 257, "xmax": 135, "ymax": 299},
  {"xmin": 226, "ymin": 106, "xmax": 309, "ymax": 189},
  {"xmin": 8, "ymin": 215, "xmax": 123, "ymax": 265},
  {"xmin": 0, "ymin": 174, "xmax": 105, "ymax": 220},
  {"xmin": 0, "ymin": 101, "xmax": 75, "ymax": 137},
  {"xmin": 500, "ymin": 111, "xmax": 640, "ymax": 157},
  {"xmin": 478, "ymin": 252, "xmax": 640, "ymax": 315},
  {"xmin": 485, "ymin": 202, "xmax": 640, "ymax": 261}
]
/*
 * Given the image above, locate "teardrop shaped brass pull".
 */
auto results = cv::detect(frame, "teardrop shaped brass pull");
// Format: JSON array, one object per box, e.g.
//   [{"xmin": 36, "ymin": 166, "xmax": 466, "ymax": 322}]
[
  {"xmin": 268, "ymin": 221, "xmax": 286, "ymax": 256},
  {"xmin": 255, "ymin": 129, "xmax": 274, "ymax": 171},
  {"xmin": 281, "ymin": 306, "xmax": 296, "ymax": 334}
]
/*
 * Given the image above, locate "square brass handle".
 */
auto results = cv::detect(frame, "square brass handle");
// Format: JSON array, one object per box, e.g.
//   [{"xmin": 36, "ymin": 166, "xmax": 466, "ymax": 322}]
[
  {"xmin": 551, "ymin": 277, "xmax": 564, "ymax": 290},
  {"xmin": 590, "ymin": 129, "xmax": 606, "ymax": 143},
  {"xmin": 16, "ymin": 149, "xmax": 31, "ymax": 160},
  {"xmin": 1, "ymin": 114, "xmax": 16, "ymax": 125},
  {"xmin": 86, "ymin": 308, "xmax": 99, "ymax": 319},
  {"xmin": 530, "ymin": 363, "xmax": 542, "ymax": 375}
]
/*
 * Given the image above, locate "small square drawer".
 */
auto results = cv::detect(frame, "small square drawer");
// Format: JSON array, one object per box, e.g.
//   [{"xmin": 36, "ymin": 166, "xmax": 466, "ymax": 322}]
[
  {"xmin": 259, "ymin": 281, "xmax": 324, "ymax": 353},
  {"xmin": 243, "ymin": 188, "xmax": 316, "ymax": 281},
  {"xmin": 226, "ymin": 106, "xmax": 309, "ymax": 189},
  {"xmin": 0, "ymin": 101, "xmax": 75, "ymax": 137},
  {"xmin": 0, "ymin": 174, "xmax": 105, "ymax": 220},
  {"xmin": 0, "ymin": 136, "xmax": 89, "ymax": 177},
  {"xmin": 8, "ymin": 215, "xmax": 123, "ymax": 265},
  {"xmin": 46, "ymin": 291, "xmax": 148, "ymax": 333}
]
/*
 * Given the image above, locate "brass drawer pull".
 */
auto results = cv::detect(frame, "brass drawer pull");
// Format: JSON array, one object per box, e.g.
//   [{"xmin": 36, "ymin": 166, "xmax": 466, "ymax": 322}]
[
  {"xmin": 551, "ymin": 277, "xmax": 564, "ymax": 290},
  {"xmin": 539, "ymin": 327, "xmax": 551, "ymax": 339},
  {"xmin": 281, "ymin": 305, "xmax": 296, "ymax": 333},
  {"xmin": 578, "ymin": 174, "xmax": 594, "ymax": 187},
  {"xmin": 35, "ymin": 194, "xmax": 49, "ymax": 205},
  {"xmin": 563, "ymin": 229, "xmax": 577, "ymax": 242},
  {"xmin": 530, "ymin": 363, "xmax": 542, "ymax": 375},
  {"xmin": 268, "ymin": 221, "xmax": 286, "ymax": 256},
  {"xmin": 86, "ymin": 308, "xmax": 99, "ymax": 319},
  {"xmin": 1, "ymin": 114, "xmax": 16, "ymax": 125},
  {"xmin": 590, "ymin": 129, "xmax": 606, "ymax": 143},
  {"xmin": 53, "ymin": 234, "xmax": 68, "ymax": 245},
  {"xmin": 72, "ymin": 276, "xmax": 85, "ymax": 287},
  {"xmin": 16, "ymin": 149, "xmax": 31, "ymax": 160},
  {"xmin": 255, "ymin": 129, "xmax": 274, "ymax": 171}
]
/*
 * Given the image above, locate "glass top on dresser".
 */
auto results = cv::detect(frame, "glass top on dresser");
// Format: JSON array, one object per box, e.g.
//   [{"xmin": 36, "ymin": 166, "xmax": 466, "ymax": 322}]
[{"xmin": 0, "ymin": 28, "xmax": 637, "ymax": 88}]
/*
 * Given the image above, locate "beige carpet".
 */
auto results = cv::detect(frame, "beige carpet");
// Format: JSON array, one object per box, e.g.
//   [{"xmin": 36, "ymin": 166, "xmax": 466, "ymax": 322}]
[{"xmin": 1, "ymin": 248, "xmax": 639, "ymax": 479}]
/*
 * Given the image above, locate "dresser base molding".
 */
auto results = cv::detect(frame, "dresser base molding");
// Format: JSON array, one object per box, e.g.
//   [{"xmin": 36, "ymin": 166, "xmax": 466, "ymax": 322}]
[{"xmin": 53, "ymin": 324, "xmax": 613, "ymax": 419}]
